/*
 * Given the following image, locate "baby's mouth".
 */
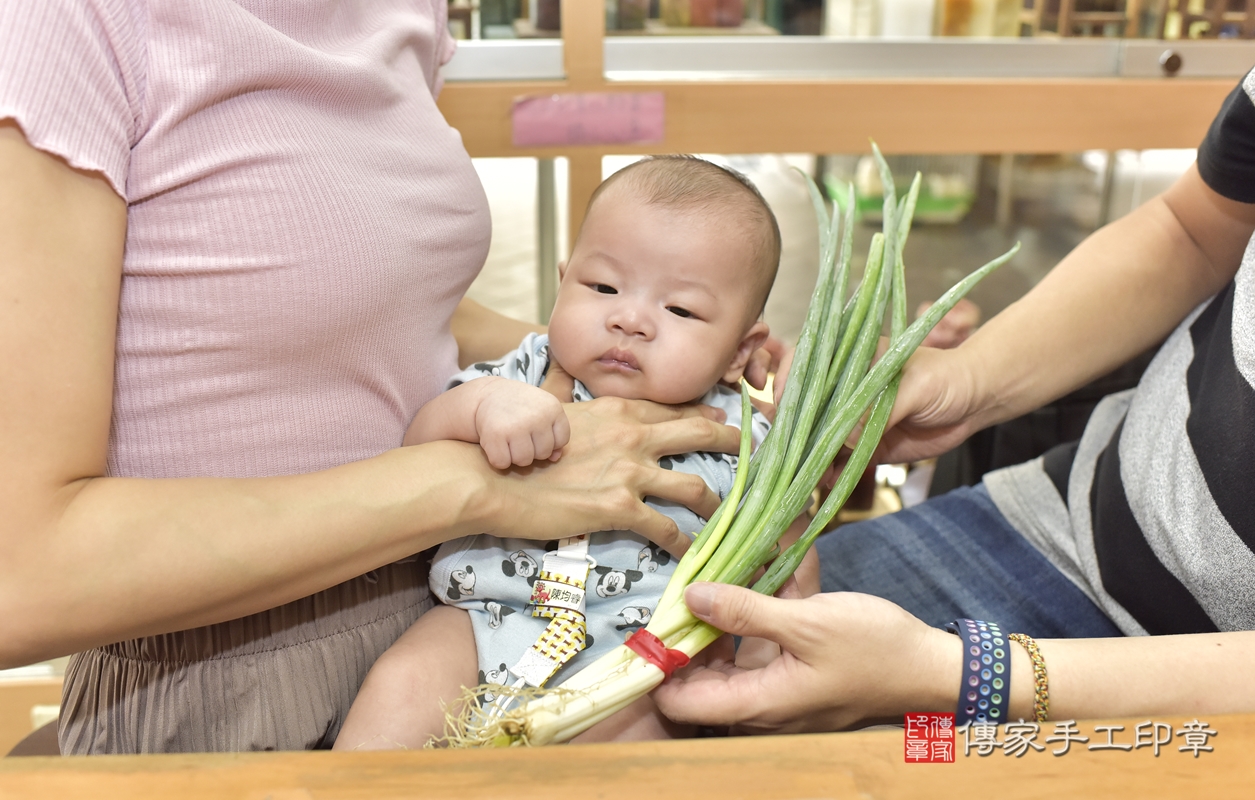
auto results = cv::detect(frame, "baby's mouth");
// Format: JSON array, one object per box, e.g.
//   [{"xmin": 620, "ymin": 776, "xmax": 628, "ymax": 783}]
[{"xmin": 597, "ymin": 348, "xmax": 640, "ymax": 371}]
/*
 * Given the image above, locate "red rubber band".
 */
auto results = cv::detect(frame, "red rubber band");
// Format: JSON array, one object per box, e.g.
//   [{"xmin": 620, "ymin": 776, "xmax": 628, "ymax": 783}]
[{"xmin": 624, "ymin": 629, "xmax": 690, "ymax": 679}]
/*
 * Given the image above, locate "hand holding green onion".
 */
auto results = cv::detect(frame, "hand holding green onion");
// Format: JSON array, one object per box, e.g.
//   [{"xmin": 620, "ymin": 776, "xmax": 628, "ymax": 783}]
[{"xmin": 651, "ymin": 583, "xmax": 959, "ymax": 734}]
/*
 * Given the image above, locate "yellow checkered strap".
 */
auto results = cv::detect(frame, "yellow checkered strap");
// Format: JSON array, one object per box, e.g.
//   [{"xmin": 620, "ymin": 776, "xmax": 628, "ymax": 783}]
[{"xmin": 509, "ymin": 536, "xmax": 592, "ymax": 688}]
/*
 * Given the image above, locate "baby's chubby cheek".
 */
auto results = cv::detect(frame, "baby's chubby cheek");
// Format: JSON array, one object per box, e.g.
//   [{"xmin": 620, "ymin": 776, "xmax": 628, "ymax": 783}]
[
  {"xmin": 544, "ymin": 326, "xmax": 579, "ymax": 375},
  {"xmin": 544, "ymin": 325, "xmax": 607, "ymax": 394}
]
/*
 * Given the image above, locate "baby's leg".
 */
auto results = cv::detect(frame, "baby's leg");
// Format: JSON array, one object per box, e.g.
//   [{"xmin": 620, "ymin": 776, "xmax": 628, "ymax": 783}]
[
  {"xmin": 334, "ymin": 605, "xmax": 478, "ymax": 751},
  {"xmin": 569, "ymin": 694, "xmax": 694, "ymax": 743}
]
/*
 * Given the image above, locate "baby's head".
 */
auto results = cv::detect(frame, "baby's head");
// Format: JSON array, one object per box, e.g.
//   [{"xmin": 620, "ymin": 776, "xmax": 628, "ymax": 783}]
[{"xmin": 547, "ymin": 156, "xmax": 780, "ymax": 405}]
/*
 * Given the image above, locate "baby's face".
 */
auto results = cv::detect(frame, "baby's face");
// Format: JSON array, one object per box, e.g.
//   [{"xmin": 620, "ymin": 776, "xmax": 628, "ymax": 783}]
[{"xmin": 547, "ymin": 186, "xmax": 767, "ymax": 405}]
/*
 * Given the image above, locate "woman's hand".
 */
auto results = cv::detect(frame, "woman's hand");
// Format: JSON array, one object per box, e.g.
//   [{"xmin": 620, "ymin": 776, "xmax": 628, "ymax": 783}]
[
  {"xmin": 874, "ymin": 345, "xmax": 984, "ymax": 465},
  {"xmin": 742, "ymin": 335, "xmax": 793, "ymax": 407},
  {"xmin": 475, "ymin": 397, "xmax": 740, "ymax": 557},
  {"xmin": 539, "ymin": 358, "xmax": 575, "ymax": 402},
  {"xmin": 863, "ymin": 301, "xmax": 985, "ymax": 465},
  {"xmin": 652, "ymin": 583, "xmax": 959, "ymax": 734},
  {"xmin": 917, "ymin": 298, "xmax": 981, "ymax": 350}
]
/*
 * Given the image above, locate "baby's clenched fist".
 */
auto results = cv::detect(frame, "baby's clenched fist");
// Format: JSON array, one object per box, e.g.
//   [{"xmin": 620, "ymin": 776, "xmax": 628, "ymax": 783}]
[{"xmin": 473, "ymin": 380, "xmax": 571, "ymax": 469}]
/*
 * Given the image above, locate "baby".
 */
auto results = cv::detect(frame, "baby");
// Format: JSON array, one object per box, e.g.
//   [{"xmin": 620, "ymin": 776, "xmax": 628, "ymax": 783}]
[{"xmin": 335, "ymin": 155, "xmax": 803, "ymax": 750}]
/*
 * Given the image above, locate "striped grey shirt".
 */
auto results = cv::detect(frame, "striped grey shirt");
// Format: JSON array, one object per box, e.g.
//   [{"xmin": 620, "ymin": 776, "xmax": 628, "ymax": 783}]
[{"xmin": 984, "ymin": 71, "xmax": 1255, "ymax": 636}]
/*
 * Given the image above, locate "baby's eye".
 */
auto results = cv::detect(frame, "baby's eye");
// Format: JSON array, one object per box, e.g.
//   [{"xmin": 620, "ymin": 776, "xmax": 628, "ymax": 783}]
[
  {"xmin": 592, "ymin": 284, "xmax": 617, "ymax": 294},
  {"xmin": 667, "ymin": 306, "xmax": 694, "ymax": 319}
]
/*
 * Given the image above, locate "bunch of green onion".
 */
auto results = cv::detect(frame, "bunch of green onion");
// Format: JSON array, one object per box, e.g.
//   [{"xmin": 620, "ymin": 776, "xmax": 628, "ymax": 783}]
[{"xmin": 451, "ymin": 148, "xmax": 1019, "ymax": 748}]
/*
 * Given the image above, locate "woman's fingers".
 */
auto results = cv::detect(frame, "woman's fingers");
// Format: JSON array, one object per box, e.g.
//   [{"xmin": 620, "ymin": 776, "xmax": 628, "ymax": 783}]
[
  {"xmin": 743, "ymin": 348, "xmax": 773, "ymax": 391},
  {"xmin": 653, "ymin": 665, "xmax": 772, "ymax": 728},
  {"xmin": 772, "ymin": 346, "xmax": 795, "ymax": 407},
  {"xmin": 539, "ymin": 360, "xmax": 575, "ymax": 402},
  {"xmin": 773, "ymin": 573, "xmax": 803, "ymax": 600},
  {"xmin": 638, "ymin": 468, "xmax": 723, "ymax": 522},
  {"xmin": 655, "ymin": 588, "xmax": 957, "ymax": 734},
  {"xmin": 572, "ymin": 398, "xmax": 739, "ymax": 457},
  {"xmin": 683, "ymin": 583, "xmax": 805, "ymax": 652},
  {"xmin": 485, "ymin": 396, "xmax": 743, "ymax": 543},
  {"xmin": 598, "ymin": 395, "xmax": 727, "ymax": 426},
  {"xmin": 874, "ymin": 347, "xmax": 980, "ymax": 464},
  {"xmin": 625, "ymin": 505, "xmax": 691, "ymax": 558},
  {"xmin": 642, "ymin": 415, "xmax": 740, "ymax": 459},
  {"xmin": 748, "ymin": 395, "xmax": 776, "ymax": 424},
  {"xmin": 652, "ymin": 587, "xmax": 803, "ymax": 729}
]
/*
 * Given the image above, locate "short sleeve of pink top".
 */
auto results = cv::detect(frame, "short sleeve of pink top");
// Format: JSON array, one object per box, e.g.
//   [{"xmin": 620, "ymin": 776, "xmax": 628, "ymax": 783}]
[{"xmin": 1, "ymin": 0, "xmax": 490, "ymax": 753}]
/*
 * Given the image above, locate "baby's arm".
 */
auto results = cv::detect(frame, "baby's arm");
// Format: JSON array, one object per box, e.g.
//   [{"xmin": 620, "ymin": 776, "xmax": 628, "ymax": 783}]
[{"xmin": 404, "ymin": 377, "xmax": 571, "ymax": 470}]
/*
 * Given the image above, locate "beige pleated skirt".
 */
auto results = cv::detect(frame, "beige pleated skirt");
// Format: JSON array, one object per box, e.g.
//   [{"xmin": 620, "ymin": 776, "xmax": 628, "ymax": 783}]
[{"xmin": 59, "ymin": 560, "xmax": 432, "ymax": 754}]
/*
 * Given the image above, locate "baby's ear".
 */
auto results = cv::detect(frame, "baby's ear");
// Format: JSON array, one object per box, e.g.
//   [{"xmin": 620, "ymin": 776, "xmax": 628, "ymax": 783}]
[{"xmin": 722, "ymin": 320, "xmax": 771, "ymax": 384}]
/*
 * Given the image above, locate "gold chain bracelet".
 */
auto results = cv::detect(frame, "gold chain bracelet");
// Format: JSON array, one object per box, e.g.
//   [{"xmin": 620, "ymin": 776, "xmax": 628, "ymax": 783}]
[{"xmin": 1008, "ymin": 633, "xmax": 1050, "ymax": 723}]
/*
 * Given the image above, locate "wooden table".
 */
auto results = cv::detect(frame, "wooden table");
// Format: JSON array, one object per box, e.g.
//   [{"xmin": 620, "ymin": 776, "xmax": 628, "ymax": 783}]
[{"xmin": 2, "ymin": 714, "xmax": 1250, "ymax": 799}]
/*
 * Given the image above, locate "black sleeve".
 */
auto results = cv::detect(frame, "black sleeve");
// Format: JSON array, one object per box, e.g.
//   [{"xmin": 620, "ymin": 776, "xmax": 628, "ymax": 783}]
[{"xmin": 1197, "ymin": 71, "xmax": 1255, "ymax": 203}]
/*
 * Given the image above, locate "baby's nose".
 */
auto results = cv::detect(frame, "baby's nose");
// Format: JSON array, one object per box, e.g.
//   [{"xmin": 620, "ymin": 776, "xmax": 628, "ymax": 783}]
[{"xmin": 608, "ymin": 304, "xmax": 654, "ymax": 337}]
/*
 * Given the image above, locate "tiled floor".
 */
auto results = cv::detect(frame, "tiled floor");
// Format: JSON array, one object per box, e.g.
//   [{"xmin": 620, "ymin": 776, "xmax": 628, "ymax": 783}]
[{"xmin": 466, "ymin": 149, "xmax": 1195, "ymax": 349}]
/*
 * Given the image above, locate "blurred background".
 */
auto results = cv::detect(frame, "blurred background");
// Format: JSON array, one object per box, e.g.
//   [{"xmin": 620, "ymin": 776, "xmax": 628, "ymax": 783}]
[{"xmin": 461, "ymin": 1, "xmax": 1255, "ymax": 40}]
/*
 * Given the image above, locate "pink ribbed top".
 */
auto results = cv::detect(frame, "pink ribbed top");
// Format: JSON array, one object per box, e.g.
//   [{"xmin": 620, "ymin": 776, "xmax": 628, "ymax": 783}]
[{"xmin": 0, "ymin": 0, "xmax": 491, "ymax": 479}]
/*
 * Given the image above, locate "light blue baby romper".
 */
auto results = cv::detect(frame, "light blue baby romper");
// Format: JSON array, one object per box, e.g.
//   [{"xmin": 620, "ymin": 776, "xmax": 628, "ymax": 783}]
[{"xmin": 428, "ymin": 333, "xmax": 770, "ymax": 688}]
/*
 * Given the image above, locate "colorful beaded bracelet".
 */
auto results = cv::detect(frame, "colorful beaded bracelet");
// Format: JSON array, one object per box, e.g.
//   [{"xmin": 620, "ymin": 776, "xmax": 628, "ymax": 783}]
[{"xmin": 946, "ymin": 618, "xmax": 1010, "ymax": 726}]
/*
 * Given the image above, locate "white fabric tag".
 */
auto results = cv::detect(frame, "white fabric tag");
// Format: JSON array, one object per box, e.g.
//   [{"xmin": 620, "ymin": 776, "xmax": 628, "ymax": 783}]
[{"xmin": 512, "ymin": 648, "xmax": 561, "ymax": 688}]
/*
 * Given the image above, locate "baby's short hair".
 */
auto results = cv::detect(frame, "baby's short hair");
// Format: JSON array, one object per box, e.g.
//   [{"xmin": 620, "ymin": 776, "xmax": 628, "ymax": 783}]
[{"xmin": 584, "ymin": 155, "xmax": 782, "ymax": 320}]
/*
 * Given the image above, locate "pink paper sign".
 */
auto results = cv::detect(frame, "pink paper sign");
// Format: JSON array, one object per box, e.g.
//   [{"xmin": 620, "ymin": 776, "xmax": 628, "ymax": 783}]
[{"xmin": 512, "ymin": 91, "xmax": 665, "ymax": 148}]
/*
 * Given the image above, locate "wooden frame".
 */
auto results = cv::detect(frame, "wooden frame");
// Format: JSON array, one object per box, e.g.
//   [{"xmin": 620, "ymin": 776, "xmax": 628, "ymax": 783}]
[
  {"xmin": 1055, "ymin": 0, "xmax": 1143, "ymax": 37},
  {"xmin": 1163, "ymin": 0, "xmax": 1255, "ymax": 38},
  {"xmin": 436, "ymin": 0, "xmax": 1235, "ymax": 246}
]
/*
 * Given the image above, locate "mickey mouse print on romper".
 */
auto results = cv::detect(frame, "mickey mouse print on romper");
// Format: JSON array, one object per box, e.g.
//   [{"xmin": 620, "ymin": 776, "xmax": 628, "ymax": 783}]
[
  {"xmin": 427, "ymin": 332, "xmax": 771, "ymax": 689},
  {"xmin": 615, "ymin": 606, "xmax": 652, "ymax": 631},
  {"xmin": 501, "ymin": 550, "xmax": 540, "ymax": 583},
  {"xmin": 637, "ymin": 544, "xmax": 671, "ymax": 573},
  {"xmin": 593, "ymin": 565, "xmax": 644, "ymax": 598},
  {"xmin": 446, "ymin": 566, "xmax": 476, "ymax": 601},
  {"xmin": 479, "ymin": 663, "xmax": 510, "ymax": 702},
  {"xmin": 484, "ymin": 600, "xmax": 516, "ymax": 630}
]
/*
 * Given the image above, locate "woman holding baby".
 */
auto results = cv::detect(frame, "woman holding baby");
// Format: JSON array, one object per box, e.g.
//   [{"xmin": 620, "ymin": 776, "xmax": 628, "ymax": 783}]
[{"xmin": 0, "ymin": 1, "xmax": 771, "ymax": 753}]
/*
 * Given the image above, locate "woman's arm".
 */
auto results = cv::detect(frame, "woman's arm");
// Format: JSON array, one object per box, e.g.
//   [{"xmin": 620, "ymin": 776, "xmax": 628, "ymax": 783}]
[
  {"xmin": 0, "ymin": 123, "xmax": 739, "ymax": 668},
  {"xmin": 880, "ymin": 165, "xmax": 1255, "ymax": 463},
  {"xmin": 451, "ymin": 297, "xmax": 545, "ymax": 368},
  {"xmin": 652, "ymin": 584, "xmax": 1255, "ymax": 733}
]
